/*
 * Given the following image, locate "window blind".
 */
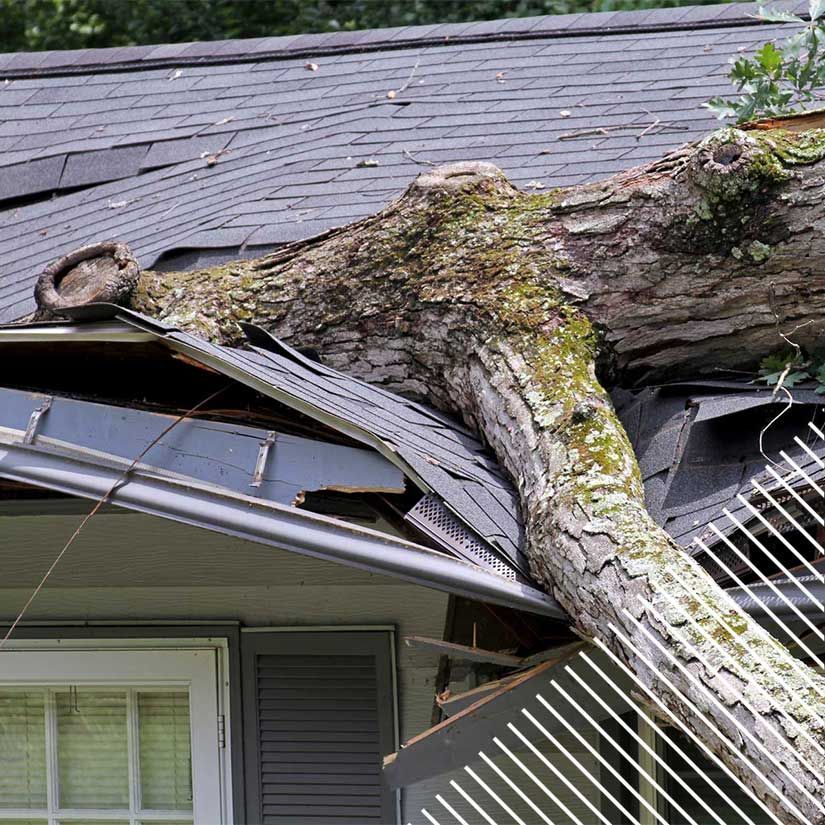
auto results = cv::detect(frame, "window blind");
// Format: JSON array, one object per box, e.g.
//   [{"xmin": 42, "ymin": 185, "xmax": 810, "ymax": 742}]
[
  {"xmin": 0, "ymin": 691, "xmax": 46, "ymax": 809},
  {"xmin": 56, "ymin": 690, "xmax": 130, "ymax": 808},
  {"xmin": 138, "ymin": 691, "xmax": 193, "ymax": 810}
]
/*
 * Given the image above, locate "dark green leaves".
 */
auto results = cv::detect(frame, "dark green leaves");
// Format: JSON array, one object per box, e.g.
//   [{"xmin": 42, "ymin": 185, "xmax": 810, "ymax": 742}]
[
  {"xmin": 757, "ymin": 351, "xmax": 825, "ymax": 393},
  {"xmin": 706, "ymin": 2, "xmax": 825, "ymax": 123}
]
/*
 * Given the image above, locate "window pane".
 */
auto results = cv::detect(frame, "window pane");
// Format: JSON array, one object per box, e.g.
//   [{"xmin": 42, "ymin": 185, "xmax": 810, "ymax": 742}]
[
  {"xmin": 138, "ymin": 692, "xmax": 192, "ymax": 811},
  {"xmin": 0, "ymin": 691, "xmax": 46, "ymax": 808},
  {"xmin": 57, "ymin": 690, "xmax": 129, "ymax": 808}
]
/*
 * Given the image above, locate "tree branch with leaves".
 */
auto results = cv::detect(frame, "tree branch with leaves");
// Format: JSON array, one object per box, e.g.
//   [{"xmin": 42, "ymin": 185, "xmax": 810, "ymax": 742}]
[{"xmin": 707, "ymin": 0, "xmax": 825, "ymax": 122}]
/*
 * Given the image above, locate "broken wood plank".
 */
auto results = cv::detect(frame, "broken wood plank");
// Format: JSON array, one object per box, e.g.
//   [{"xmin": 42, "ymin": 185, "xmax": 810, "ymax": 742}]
[
  {"xmin": 403, "ymin": 635, "xmax": 523, "ymax": 666},
  {"xmin": 384, "ymin": 643, "xmax": 644, "ymax": 789},
  {"xmin": 436, "ymin": 673, "xmax": 522, "ymax": 717}
]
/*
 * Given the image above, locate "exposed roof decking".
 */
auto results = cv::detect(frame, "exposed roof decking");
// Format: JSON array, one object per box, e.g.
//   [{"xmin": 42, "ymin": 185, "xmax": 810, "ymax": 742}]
[
  {"xmin": 0, "ymin": 1, "xmax": 806, "ymax": 321},
  {"xmin": 4, "ymin": 305, "xmax": 529, "ymax": 579}
]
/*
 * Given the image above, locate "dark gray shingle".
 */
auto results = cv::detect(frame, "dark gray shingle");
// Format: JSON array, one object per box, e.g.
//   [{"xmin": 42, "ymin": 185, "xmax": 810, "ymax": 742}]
[{"xmin": 0, "ymin": 3, "xmax": 805, "ymax": 321}]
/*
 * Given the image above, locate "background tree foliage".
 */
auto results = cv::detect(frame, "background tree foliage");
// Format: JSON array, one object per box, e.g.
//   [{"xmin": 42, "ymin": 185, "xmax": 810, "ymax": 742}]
[{"xmin": 1, "ymin": 0, "xmax": 734, "ymax": 52}]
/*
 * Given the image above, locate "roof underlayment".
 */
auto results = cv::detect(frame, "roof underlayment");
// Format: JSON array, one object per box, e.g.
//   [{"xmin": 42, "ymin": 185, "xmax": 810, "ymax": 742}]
[{"xmin": 0, "ymin": 0, "xmax": 809, "ymax": 321}]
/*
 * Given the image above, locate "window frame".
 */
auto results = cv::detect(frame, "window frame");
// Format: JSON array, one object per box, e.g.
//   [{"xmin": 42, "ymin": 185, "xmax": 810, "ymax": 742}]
[{"xmin": 0, "ymin": 636, "xmax": 234, "ymax": 825}]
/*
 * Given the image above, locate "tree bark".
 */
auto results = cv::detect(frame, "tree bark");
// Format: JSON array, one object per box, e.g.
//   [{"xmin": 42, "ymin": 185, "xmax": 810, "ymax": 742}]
[{"xmin": 133, "ymin": 124, "xmax": 825, "ymax": 823}]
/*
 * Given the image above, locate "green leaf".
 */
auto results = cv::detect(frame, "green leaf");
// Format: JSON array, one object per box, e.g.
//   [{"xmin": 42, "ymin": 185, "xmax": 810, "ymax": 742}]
[
  {"xmin": 756, "ymin": 42, "xmax": 783, "ymax": 74},
  {"xmin": 755, "ymin": 5, "xmax": 805, "ymax": 23},
  {"xmin": 759, "ymin": 352, "xmax": 797, "ymax": 373},
  {"xmin": 783, "ymin": 370, "xmax": 812, "ymax": 387},
  {"xmin": 730, "ymin": 56, "xmax": 759, "ymax": 83},
  {"xmin": 703, "ymin": 98, "xmax": 738, "ymax": 119}
]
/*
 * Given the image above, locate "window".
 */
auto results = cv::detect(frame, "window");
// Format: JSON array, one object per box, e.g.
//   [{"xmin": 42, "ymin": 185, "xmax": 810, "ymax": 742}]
[{"xmin": 0, "ymin": 644, "xmax": 227, "ymax": 825}]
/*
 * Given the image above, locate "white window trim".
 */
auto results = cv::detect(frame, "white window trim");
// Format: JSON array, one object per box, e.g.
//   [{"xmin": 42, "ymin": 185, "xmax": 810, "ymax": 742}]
[{"xmin": 0, "ymin": 637, "xmax": 233, "ymax": 825}]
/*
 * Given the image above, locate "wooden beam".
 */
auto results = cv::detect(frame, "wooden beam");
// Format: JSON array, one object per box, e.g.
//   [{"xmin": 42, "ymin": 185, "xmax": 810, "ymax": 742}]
[{"xmin": 403, "ymin": 635, "xmax": 523, "ymax": 666}]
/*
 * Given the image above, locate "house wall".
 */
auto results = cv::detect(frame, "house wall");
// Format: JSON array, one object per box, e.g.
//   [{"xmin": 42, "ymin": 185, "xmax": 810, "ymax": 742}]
[
  {"xmin": 0, "ymin": 507, "xmax": 604, "ymax": 824},
  {"xmin": 0, "ymin": 508, "xmax": 448, "ymax": 823},
  {"xmin": 404, "ymin": 732, "xmax": 603, "ymax": 824}
]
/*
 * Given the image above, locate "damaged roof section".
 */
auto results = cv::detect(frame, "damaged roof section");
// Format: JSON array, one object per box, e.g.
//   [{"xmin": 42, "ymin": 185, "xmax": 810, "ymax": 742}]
[
  {"xmin": 614, "ymin": 379, "xmax": 825, "ymax": 553},
  {"xmin": 0, "ymin": 304, "xmax": 530, "ymax": 583},
  {"xmin": 0, "ymin": 2, "xmax": 807, "ymax": 322},
  {"xmin": 0, "ymin": 385, "xmax": 405, "ymax": 506}
]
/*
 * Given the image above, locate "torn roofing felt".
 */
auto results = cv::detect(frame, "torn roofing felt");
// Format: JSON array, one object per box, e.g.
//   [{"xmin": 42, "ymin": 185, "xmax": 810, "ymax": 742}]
[
  {"xmin": 53, "ymin": 304, "xmax": 530, "ymax": 581},
  {"xmin": 612, "ymin": 380, "xmax": 825, "ymax": 552},
  {"xmin": 0, "ymin": 1, "xmax": 810, "ymax": 322}
]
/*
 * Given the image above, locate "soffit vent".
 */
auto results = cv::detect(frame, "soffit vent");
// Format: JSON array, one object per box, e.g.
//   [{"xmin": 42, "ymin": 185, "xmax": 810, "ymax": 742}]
[
  {"xmin": 405, "ymin": 493, "xmax": 516, "ymax": 581},
  {"xmin": 697, "ymin": 542, "xmax": 748, "ymax": 583}
]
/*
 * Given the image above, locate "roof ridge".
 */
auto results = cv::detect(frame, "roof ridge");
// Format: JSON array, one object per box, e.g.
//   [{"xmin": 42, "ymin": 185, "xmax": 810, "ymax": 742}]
[{"xmin": 0, "ymin": 1, "xmax": 800, "ymax": 80}]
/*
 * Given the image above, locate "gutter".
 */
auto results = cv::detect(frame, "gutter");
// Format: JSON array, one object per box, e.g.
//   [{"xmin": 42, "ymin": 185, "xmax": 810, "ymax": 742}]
[
  {"xmin": 0, "ymin": 437, "xmax": 566, "ymax": 619},
  {"xmin": 727, "ymin": 575, "xmax": 825, "ymax": 619}
]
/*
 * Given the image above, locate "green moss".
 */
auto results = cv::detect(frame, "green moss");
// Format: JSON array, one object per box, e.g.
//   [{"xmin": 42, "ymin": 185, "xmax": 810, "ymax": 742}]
[
  {"xmin": 747, "ymin": 239, "xmax": 772, "ymax": 262},
  {"xmin": 751, "ymin": 126, "xmax": 825, "ymax": 167}
]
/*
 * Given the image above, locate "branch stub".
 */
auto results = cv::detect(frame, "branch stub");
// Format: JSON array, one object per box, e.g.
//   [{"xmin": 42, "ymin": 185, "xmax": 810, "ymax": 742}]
[{"xmin": 34, "ymin": 241, "xmax": 139, "ymax": 316}]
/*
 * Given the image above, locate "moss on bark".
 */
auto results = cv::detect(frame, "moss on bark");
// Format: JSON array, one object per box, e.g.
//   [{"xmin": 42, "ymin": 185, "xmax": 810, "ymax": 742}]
[{"xmin": 131, "ymin": 134, "xmax": 825, "ymax": 824}]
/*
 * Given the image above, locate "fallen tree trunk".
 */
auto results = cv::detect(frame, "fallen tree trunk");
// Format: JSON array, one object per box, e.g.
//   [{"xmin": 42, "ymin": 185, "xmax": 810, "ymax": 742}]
[{"xmin": 134, "ymin": 123, "xmax": 825, "ymax": 823}]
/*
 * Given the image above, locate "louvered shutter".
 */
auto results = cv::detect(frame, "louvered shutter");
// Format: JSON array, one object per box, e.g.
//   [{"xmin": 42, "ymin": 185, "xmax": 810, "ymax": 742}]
[{"xmin": 242, "ymin": 631, "xmax": 396, "ymax": 825}]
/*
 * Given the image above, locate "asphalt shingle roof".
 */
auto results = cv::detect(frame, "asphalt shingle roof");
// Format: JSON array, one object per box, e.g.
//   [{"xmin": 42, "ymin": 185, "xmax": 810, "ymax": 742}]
[
  {"xmin": 0, "ymin": 1, "xmax": 809, "ymax": 322},
  {"xmin": 613, "ymin": 380, "xmax": 825, "ymax": 550},
  {"xmin": 62, "ymin": 304, "xmax": 528, "ymax": 579}
]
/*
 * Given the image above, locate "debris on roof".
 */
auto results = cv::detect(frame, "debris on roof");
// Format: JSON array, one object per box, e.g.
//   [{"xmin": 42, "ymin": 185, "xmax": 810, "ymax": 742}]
[{"xmin": 0, "ymin": 2, "xmax": 807, "ymax": 322}]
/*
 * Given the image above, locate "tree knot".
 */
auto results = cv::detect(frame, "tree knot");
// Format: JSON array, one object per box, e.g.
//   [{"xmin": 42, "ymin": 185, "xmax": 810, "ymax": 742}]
[
  {"xmin": 687, "ymin": 128, "xmax": 791, "ymax": 200},
  {"xmin": 407, "ymin": 161, "xmax": 515, "ymax": 202}
]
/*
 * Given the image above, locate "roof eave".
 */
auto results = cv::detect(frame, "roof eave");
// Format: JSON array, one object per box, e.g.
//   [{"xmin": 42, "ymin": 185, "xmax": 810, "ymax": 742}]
[{"xmin": 0, "ymin": 434, "xmax": 566, "ymax": 618}]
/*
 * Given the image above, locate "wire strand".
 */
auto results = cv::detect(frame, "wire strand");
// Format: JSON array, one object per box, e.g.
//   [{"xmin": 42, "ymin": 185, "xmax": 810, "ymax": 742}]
[{"xmin": 0, "ymin": 383, "xmax": 230, "ymax": 650}]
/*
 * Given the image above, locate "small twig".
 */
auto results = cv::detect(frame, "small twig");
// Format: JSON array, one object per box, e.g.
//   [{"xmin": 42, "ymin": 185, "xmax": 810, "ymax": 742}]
[
  {"xmin": 397, "ymin": 56, "xmax": 422, "ymax": 94},
  {"xmin": 0, "ymin": 384, "xmax": 229, "ymax": 650},
  {"xmin": 558, "ymin": 126, "xmax": 614, "ymax": 141},
  {"xmin": 757, "ymin": 282, "xmax": 819, "ymax": 464},
  {"xmin": 557, "ymin": 119, "xmax": 689, "ymax": 142},
  {"xmin": 637, "ymin": 117, "xmax": 661, "ymax": 139},
  {"xmin": 402, "ymin": 148, "xmax": 436, "ymax": 167},
  {"xmin": 759, "ymin": 384, "xmax": 793, "ymax": 468}
]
